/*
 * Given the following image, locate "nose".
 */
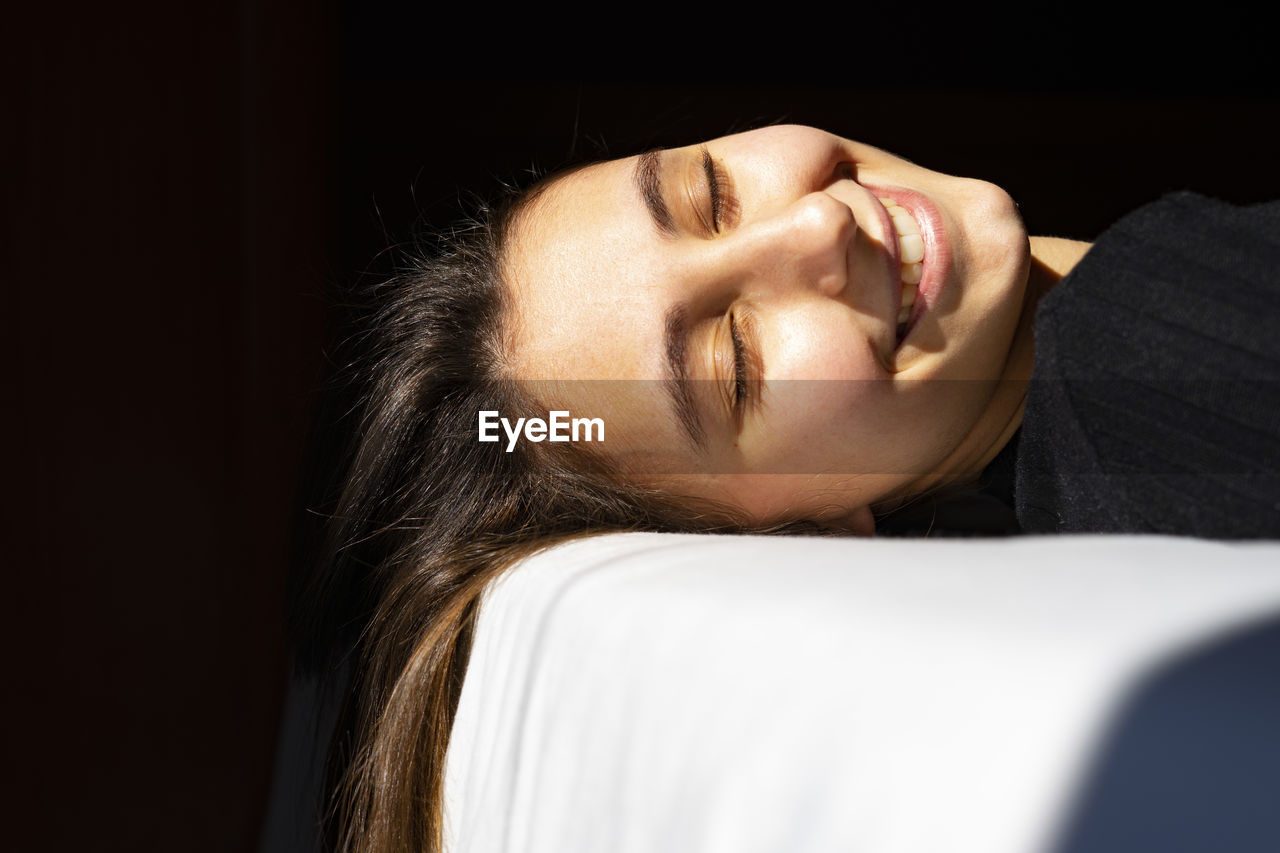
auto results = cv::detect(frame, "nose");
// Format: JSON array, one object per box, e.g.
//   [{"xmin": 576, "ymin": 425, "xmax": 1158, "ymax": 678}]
[{"xmin": 738, "ymin": 191, "xmax": 855, "ymax": 300}]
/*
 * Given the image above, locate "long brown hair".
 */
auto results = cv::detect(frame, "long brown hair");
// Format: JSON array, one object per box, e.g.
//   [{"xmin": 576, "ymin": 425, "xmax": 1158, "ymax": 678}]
[{"xmin": 291, "ymin": 174, "xmax": 830, "ymax": 852}]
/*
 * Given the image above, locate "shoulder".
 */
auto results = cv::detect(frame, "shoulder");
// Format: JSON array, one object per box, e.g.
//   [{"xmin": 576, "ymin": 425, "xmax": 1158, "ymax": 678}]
[
  {"xmin": 1036, "ymin": 192, "xmax": 1280, "ymax": 379},
  {"xmin": 1015, "ymin": 193, "xmax": 1280, "ymax": 537}
]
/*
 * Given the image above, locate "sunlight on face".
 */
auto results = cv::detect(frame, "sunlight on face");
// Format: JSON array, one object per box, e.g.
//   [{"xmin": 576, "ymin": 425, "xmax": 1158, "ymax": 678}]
[{"xmin": 503, "ymin": 125, "xmax": 1032, "ymax": 530}]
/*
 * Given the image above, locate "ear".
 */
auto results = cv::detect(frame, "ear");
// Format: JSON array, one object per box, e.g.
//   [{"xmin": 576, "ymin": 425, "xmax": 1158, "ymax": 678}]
[{"xmin": 838, "ymin": 505, "xmax": 877, "ymax": 537}]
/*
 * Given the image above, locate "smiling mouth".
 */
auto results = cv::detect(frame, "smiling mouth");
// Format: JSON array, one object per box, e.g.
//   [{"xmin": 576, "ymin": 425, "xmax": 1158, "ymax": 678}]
[{"xmin": 879, "ymin": 197, "xmax": 924, "ymax": 342}]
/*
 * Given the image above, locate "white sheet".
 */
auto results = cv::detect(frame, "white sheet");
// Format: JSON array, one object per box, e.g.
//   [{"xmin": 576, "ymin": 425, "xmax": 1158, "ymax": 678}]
[{"xmin": 444, "ymin": 532, "xmax": 1280, "ymax": 853}]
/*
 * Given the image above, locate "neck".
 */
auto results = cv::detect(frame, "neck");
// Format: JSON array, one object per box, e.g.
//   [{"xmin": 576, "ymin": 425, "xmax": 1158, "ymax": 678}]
[
  {"xmin": 1028, "ymin": 236, "xmax": 1092, "ymax": 294},
  {"xmin": 1012, "ymin": 236, "xmax": 1093, "ymax": 378}
]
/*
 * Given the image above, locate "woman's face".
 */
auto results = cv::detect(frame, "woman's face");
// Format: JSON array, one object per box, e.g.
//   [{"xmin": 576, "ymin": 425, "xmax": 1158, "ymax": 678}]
[{"xmin": 504, "ymin": 125, "xmax": 1030, "ymax": 532}]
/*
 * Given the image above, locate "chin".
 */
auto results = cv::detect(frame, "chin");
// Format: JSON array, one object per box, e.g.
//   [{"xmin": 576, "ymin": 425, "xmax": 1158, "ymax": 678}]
[
  {"xmin": 969, "ymin": 181, "xmax": 1032, "ymax": 324},
  {"xmin": 963, "ymin": 175, "xmax": 1028, "ymax": 261}
]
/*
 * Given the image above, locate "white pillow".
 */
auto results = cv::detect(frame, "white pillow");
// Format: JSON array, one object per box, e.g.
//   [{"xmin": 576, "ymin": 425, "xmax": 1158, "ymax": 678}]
[{"xmin": 445, "ymin": 532, "xmax": 1280, "ymax": 853}]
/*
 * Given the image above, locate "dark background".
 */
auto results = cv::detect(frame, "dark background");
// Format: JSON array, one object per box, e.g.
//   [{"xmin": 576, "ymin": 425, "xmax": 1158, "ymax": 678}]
[{"xmin": 8, "ymin": 2, "xmax": 1278, "ymax": 850}]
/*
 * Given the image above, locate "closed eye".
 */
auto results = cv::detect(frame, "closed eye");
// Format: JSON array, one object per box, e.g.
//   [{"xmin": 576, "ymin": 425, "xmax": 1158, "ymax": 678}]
[
  {"xmin": 730, "ymin": 313, "xmax": 749, "ymax": 408},
  {"xmin": 727, "ymin": 307, "xmax": 763, "ymax": 423},
  {"xmin": 700, "ymin": 146, "xmax": 737, "ymax": 233}
]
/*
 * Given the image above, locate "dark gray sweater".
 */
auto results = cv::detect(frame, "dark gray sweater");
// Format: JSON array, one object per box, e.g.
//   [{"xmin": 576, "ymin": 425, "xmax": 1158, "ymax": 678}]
[{"xmin": 1016, "ymin": 192, "xmax": 1280, "ymax": 537}]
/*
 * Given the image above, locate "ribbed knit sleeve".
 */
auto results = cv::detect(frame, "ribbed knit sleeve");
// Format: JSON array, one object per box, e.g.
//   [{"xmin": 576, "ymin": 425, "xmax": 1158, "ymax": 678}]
[{"xmin": 1015, "ymin": 192, "xmax": 1280, "ymax": 537}]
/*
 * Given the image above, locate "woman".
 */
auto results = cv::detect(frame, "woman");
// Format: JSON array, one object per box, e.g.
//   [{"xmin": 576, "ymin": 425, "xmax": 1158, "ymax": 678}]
[
  {"xmin": 501, "ymin": 124, "xmax": 1280, "ymax": 538},
  {"xmin": 500, "ymin": 125, "xmax": 1083, "ymax": 536},
  {"xmin": 300, "ymin": 124, "xmax": 1279, "ymax": 852}
]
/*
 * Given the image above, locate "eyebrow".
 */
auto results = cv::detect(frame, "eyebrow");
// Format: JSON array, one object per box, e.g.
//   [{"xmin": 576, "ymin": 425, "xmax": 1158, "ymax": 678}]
[
  {"xmin": 663, "ymin": 303, "xmax": 708, "ymax": 454},
  {"xmin": 634, "ymin": 149, "xmax": 677, "ymax": 237}
]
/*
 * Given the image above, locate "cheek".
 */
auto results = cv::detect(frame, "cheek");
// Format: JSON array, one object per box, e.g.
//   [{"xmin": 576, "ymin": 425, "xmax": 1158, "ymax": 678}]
[
  {"xmin": 754, "ymin": 373, "xmax": 982, "ymax": 481},
  {"xmin": 751, "ymin": 379, "xmax": 897, "ymax": 475},
  {"xmin": 753, "ymin": 318, "xmax": 900, "ymax": 473},
  {"xmin": 767, "ymin": 310, "xmax": 881, "ymax": 382}
]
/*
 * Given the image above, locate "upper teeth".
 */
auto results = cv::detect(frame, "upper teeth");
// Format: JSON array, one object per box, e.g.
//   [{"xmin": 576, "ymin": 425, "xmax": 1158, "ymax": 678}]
[{"xmin": 880, "ymin": 197, "xmax": 923, "ymax": 330}]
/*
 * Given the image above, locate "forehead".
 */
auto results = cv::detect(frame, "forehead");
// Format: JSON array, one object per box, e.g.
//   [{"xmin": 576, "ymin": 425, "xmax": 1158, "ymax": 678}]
[
  {"xmin": 505, "ymin": 156, "xmax": 663, "ymax": 381},
  {"xmin": 503, "ymin": 156, "xmax": 687, "ymax": 466}
]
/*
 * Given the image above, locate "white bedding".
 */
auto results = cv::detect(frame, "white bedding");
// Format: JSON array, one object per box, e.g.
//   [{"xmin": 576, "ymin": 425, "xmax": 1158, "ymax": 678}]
[{"xmin": 443, "ymin": 532, "xmax": 1280, "ymax": 853}]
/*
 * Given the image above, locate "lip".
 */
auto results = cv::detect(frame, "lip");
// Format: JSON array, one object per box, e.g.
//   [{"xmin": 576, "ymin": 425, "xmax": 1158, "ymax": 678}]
[{"xmin": 862, "ymin": 184, "xmax": 952, "ymax": 347}]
